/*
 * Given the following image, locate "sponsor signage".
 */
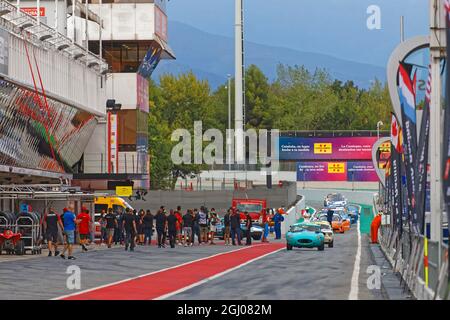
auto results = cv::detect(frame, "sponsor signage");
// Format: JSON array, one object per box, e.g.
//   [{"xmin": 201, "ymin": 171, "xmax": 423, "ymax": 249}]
[
  {"xmin": 155, "ymin": 5, "xmax": 168, "ymax": 41},
  {"xmin": 136, "ymin": 74, "xmax": 149, "ymax": 113},
  {"xmin": 116, "ymin": 186, "xmax": 133, "ymax": 197},
  {"xmin": 279, "ymin": 137, "xmax": 378, "ymax": 160},
  {"xmin": 21, "ymin": 7, "xmax": 46, "ymax": 16},
  {"xmin": 297, "ymin": 161, "xmax": 378, "ymax": 182},
  {"xmin": 108, "ymin": 113, "xmax": 118, "ymax": 174}
]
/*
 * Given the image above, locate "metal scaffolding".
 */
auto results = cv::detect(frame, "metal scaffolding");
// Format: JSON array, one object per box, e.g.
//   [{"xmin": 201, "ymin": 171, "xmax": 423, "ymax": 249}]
[{"xmin": 0, "ymin": 0, "xmax": 108, "ymax": 74}]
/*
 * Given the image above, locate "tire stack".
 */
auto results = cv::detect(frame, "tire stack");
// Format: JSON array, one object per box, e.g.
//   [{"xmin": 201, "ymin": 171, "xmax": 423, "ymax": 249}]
[{"xmin": 0, "ymin": 211, "xmax": 17, "ymax": 232}]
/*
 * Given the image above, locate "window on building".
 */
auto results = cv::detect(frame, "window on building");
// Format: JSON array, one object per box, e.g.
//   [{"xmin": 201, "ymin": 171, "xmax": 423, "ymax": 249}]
[{"xmin": 118, "ymin": 110, "xmax": 137, "ymax": 151}]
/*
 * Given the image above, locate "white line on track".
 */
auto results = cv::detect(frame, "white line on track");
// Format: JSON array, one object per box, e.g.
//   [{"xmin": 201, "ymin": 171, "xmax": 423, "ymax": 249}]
[
  {"xmin": 51, "ymin": 244, "xmax": 274, "ymax": 300},
  {"xmin": 348, "ymin": 220, "xmax": 361, "ymax": 300},
  {"xmin": 154, "ymin": 247, "xmax": 284, "ymax": 300}
]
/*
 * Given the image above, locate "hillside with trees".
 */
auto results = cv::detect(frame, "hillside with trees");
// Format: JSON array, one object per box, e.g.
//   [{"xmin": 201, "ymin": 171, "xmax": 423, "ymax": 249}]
[{"xmin": 148, "ymin": 64, "xmax": 392, "ymax": 189}]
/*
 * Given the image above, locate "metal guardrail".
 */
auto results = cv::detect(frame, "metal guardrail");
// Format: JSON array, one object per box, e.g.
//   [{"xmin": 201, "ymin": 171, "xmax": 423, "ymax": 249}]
[{"xmin": 374, "ymin": 194, "xmax": 449, "ymax": 300}]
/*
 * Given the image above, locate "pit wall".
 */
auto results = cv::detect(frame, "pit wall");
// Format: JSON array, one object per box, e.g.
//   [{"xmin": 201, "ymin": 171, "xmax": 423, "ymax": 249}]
[{"xmin": 126, "ymin": 182, "xmax": 299, "ymax": 215}]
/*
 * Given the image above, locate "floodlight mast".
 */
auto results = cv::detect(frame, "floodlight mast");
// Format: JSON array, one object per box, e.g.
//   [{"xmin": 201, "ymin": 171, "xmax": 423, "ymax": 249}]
[{"xmin": 235, "ymin": 0, "xmax": 244, "ymax": 165}]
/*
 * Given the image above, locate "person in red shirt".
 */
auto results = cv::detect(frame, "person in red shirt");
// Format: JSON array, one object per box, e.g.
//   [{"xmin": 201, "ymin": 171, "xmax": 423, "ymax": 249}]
[
  {"xmin": 175, "ymin": 206, "xmax": 183, "ymax": 245},
  {"xmin": 77, "ymin": 208, "xmax": 91, "ymax": 252}
]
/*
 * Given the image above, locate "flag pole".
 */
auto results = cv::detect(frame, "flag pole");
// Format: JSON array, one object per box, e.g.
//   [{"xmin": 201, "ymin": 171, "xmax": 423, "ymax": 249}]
[{"xmin": 430, "ymin": 0, "xmax": 445, "ymax": 269}]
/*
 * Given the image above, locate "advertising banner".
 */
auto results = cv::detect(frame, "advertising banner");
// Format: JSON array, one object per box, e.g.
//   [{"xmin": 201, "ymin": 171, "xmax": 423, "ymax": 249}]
[
  {"xmin": 279, "ymin": 136, "xmax": 377, "ymax": 161},
  {"xmin": 296, "ymin": 161, "xmax": 378, "ymax": 182},
  {"xmin": 416, "ymin": 65, "xmax": 431, "ymax": 235},
  {"xmin": 116, "ymin": 186, "xmax": 133, "ymax": 197},
  {"xmin": 347, "ymin": 161, "xmax": 378, "ymax": 181},
  {"xmin": 136, "ymin": 74, "xmax": 149, "ymax": 113},
  {"xmin": 108, "ymin": 113, "xmax": 118, "ymax": 174},
  {"xmin": 138, "ymin": 42, "xmax": 162, "ymax": 79},
  {"xmin": 155, "ymin": 5, "xmax": 168, "ymax": 41},
  {"xmin": 398, "ymin": 62, "xmax": 418, "ymax": 232},
  {"xmin": 391, "ymin": 146, "xmax": 403, "ymax": 234}
]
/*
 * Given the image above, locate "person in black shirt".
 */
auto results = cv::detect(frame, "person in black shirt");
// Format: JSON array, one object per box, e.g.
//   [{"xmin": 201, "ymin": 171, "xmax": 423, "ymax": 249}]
[
  {"xmin": 122, "ymin": 208, "xmax": 137, "ymax": 251},
  {"xmin": 136, "ymin": 210, "xmax": 145, "ymax": 245},
  {"xmin": 104, "ymin": 208, "xmax": 117, "ymax": 248},
  {"xmin": 223, "ymin": 209, "xmax": 232, "ymax": 245},
  {"xmin": 43, "ymin": 208, "xmax": 64, "ymax": 256},
  {"xmin": 245, "ymin": 211, "xmax": 253, "ymax": 245},
  {"xmin": 192, "ymin": 209, "xmax": 202, "ymax": 245},
  {"xmin": 230, "ymin": 210, "xmax": 242, "ymax": 246},
  {"xmin": 327, "ymin": 209, "xmax": 334, "ymax": 225},
  {"xmin": 155, "ymin": 206, "xmax": 167, "ymax": 248},
  {"xmin": 143, "ymin": 210, "xmax": 154, "ymax": 245},
  {"xmin": 167, "ymin": 210, "xmax": 178, "ymax": 248},
  {"xmin": 115, "ymin": 209, "xmax": 124, "ymax": 245},
  {"xmin": 182, "ymin": 210, "xmax": 194, "ymax": 246}
]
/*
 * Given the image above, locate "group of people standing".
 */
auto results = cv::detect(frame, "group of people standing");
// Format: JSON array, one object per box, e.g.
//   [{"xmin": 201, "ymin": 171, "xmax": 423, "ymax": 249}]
[
  {"xmin": 99, "ymin": 205, "xmax": 222, "ymax": 251},
  {"xmin": 42, "ymin": 204, "xmax": 287, "ymax": 259}
]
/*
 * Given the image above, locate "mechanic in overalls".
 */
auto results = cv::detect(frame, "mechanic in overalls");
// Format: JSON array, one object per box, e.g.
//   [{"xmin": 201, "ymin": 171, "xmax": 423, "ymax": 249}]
[{"xmin": 273, "ymin": 208, "xmax": 285, "ymax": 240}]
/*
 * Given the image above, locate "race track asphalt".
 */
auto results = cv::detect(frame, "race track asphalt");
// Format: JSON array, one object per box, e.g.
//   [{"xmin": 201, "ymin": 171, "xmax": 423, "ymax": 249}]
[
  {"xmin": 0, "ymin": 194, "xmax": 386, "ymax": 300},
  {"xmin": 169, "ymin": 221, "xmax": 384, "ymax": 300}
]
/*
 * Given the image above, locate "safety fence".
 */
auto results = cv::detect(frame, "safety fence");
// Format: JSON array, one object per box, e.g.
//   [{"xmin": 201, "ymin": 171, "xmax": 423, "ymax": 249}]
[{"xmin": 374, "ymin": 195, "xmax": 449, "ymax": 300}]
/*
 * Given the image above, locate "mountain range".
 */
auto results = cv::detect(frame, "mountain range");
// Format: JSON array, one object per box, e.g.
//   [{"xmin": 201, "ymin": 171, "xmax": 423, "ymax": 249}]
[{"xmin": 153, "ymin": 21, "xmax": 387, "ymax": 90}]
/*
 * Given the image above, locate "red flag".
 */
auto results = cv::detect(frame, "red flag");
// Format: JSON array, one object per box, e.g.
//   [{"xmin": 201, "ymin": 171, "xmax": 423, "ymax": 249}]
[{"xmin": 391, "ymin": 113, "xmax": 403, "ymax": 153}]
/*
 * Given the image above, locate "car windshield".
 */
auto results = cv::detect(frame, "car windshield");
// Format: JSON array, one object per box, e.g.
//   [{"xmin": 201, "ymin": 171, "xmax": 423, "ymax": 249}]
[
  {"xmin": 347, "ymin": 206, "xmax": 358, "ymax": 213},
  {"xmin": 320, "ymin": 224, "xmax": 331, "ymax": 230},
  {"xmin": 290, "ymin": 225, "xmax": 320, "ymax": 233},
  {"xmin": 236, "ymin": 204, "xmax": 262, "ymax": 212},
  {"xmin": 329, "ymin": 194, "xmax": 344, "ymax": 201},
  {"xmin": 124, "ymin": 201, "xmax": 134, "ymax": 210}
]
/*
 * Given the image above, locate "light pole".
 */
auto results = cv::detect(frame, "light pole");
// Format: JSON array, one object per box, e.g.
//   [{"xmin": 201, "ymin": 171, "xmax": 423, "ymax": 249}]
[
  {"xmin": 227, "ymin": 74, "xmax": 232, "ymax": 171},
  {"xmin": 377, "ymin": 121, "xmax": 384, "ymax": 139},
  {"xmin": 235, "ymin": 0, "xmax": 244, "ymax": 165},
  {"xmin": 376, "ymin": 121, "xmax": 384, "ymax": 202}
]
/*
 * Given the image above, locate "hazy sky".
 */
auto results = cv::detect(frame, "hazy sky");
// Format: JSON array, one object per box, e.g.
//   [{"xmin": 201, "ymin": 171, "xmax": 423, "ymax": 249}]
[{"xmin": 167, "ymin": 0, "xmax": 428, "ymax": 67}]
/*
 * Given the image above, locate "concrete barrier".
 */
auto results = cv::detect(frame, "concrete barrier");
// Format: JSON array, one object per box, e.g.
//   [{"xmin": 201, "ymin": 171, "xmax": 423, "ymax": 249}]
[{"xmin": 127, "ymin": 182, "xmax": 299, "ymax": 214}]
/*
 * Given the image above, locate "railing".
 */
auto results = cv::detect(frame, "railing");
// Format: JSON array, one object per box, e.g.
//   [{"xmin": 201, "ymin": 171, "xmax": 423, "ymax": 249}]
[
  {"xmin": 174, "ymin": 177, "xmax": 256, "ymax": 192},
  {"xmin": 82, "ymin": 152, "xmax": 148, "ymax": 175},
  {"xmin": 374, "ymin": 195, "xmax": 449, "ymax": 300}
]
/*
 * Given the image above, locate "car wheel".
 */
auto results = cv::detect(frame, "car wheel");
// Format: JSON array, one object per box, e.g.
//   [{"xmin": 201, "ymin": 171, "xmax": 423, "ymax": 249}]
[
  {"xmin": 318, "ymin": 243, "xmax": 325, "ymax": 251},
  {"xmin": 15, "ymin": 240, "xmax": 24, "ymax": 255},
  {"xmin": 328, "ymin": 241, "xmax": 334, "ymax": 248},
  {"xmin": 286, "ymin": 243, "xmax": 293, "ymax": 251}
]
